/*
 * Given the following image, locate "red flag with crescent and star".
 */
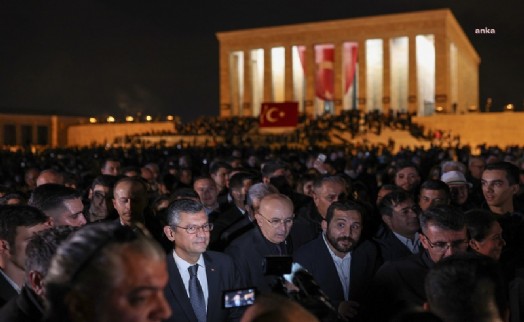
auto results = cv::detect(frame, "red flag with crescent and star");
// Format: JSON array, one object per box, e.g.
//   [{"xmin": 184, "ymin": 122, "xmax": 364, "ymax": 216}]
[{"xmin": 259, "ymin": 102, "xmax": 298, "ymax": 127}]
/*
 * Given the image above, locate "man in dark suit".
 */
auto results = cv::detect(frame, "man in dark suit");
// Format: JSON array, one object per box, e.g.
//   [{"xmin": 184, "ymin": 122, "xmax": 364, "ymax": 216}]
[
  {"xmin": 225, "ymin": 193, "xmax": 295, "ymax": 294},
  {"xmin": 0, "ymin": 226, "xmax": 75, "ymax": 321},
  {"xmin": 365, "ymin": 205, "xmax": 468, "ymax": 321},
  {"xmin": 293, "ymin": 175, "xmax": 348, "ymax": 248},
  {"xmin": 0, "ymin": 206, "xmax": 51, "ymax": 307},
  {"xmin": 210, "ymin": 172, "xmax": 255, "ymax": 250},
  {"xmin": 294, "ymin": 201, "xmax": 380, "ymax": 321},
  {"xmin": 162, "ymin": 198, "xmax": 242, "ymax": 322},
  {"xmin": 210, "ymin": 182, "xmax": 275, "ymax": 251},
  {"xmin": 374, "ymin": 191, "xmax": 422, "ymax": 262}
]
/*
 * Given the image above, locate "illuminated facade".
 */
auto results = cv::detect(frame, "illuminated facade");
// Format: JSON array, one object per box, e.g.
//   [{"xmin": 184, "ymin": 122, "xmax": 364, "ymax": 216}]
[{"xmin": 217, "ymin": 9, "xmax": 479, "ymax": 117}]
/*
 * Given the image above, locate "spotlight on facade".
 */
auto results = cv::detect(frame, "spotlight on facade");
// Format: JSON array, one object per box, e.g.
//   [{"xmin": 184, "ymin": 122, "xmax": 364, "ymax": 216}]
[
  {"xmin": 145, "ymin": 115, "xmax": 152, "ymax": 121},
  {"xmin": 505, "ymin": 103, "xmax": 514, "ymax": 112},
  {"xmin": 435, "ymin": 106, "xmax": 444, "ymax": 113},
  {"xmin": 107, "ymin": 116, "xmax": 115, "ymax": 123},
  {"xmin": 166, "ymin": 115, "xmax": 174, "ymax": 121},
  {"xmin": 89, "ymin": 117, "xmax": 97, "ymax": 124},
  {"xmin": 125, "ymin": 116, "xmax": 134, "ymax": 122}
]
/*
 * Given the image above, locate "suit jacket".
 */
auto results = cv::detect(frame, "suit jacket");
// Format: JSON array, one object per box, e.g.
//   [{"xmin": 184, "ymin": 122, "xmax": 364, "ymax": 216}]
[
  {"xmin": 294, "ymin": 235, "xmax": 380, "ymax": 308},
  {"xmin": 209, "ymin": 206, "xmax": 246, "ymax": 251},
  {"xmin": 0, "ymin": 286, "xmax": 44, "ymax": 322},
  {"xmin": 0, "ymin": 271, "xmax": 18, "ymax": 308},
  {"xmin": 225, "ymin": 227, "xmax": 292, "ymax": 294},
  {"xmin": 373, "ymin": 228, "xmax": 421, "ymax": 263},
  {"xmin": 363, "ymin": 251, "xmax": 435, "ymax": 321},
  {"xmin": 163, "ymin": 251, "xmax": 243, "ymax": 322}
]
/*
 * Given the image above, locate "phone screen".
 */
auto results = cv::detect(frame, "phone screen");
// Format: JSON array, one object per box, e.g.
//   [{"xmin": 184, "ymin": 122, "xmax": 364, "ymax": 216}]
[{"xmin": 223, "ymin": 288, "xmax": 256, "ymax": 308}]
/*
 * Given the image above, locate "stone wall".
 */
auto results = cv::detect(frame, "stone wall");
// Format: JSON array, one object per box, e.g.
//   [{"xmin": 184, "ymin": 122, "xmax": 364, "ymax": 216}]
[
  {"xmin": 67, "ymin": 122, "xmax": 175, "ymax": 146},
  {"xmin": 413, "ymin": 112, "xmax": 524, "ymax": 148}
]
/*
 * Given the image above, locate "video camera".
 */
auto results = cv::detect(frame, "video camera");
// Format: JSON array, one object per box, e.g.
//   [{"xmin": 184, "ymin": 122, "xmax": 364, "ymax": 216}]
[{"xmin": 262, "ymin": 255, "xmax": 348, "ymax": 322}]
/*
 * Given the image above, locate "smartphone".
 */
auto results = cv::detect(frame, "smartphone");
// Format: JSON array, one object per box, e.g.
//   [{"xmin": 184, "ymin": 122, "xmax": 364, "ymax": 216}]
[
  {"xmin": 317, "ymin": 153, "xmax": 327, "ymax": 163},
  {"xmin": 223, "ymin": 288, "xmax": 256, "ymax": 308}
]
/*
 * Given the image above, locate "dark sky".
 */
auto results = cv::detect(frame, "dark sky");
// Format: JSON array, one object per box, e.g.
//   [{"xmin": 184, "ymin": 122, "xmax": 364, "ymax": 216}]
[{"xmin": 1, "ymin": 0, "xmax": 523, "ymax": 121}]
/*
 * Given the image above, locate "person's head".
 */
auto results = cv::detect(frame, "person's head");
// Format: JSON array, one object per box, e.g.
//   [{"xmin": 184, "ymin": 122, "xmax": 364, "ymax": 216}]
[
  {"xmin": 25, "ymin": 226, "xmax": 76, "ymax": 298},
  {"xmin": 170, "ymin": 187, "xmax": 200, "ymax": 202},
  {"xmin": 441, "ymin": 171, "xmax": 471, "ymax": 206},
  {"xmin": 296, "ymin": 173, "xmax": 318, "ymax": 198},
  {"xmin": 468, "ymin": 156, "xmax": 486, "ymax": 180},
  {"xmin": 209, "ymin": 161, "xmax": 232, "ymax": 192},
  {"xmin": 322, "ymin": 201, "xmax": 363, "ymax": 258},
  {"xmin": 44, "ymin": 222, "xmax": 171, "ymax": 322},
  {"xmin": 29, "ymin": 184, "xmax": 86, "ymax": 227},
  {"xmin": 36, "ymin": 169, "xmax": 65, "ymax": 187},
  {"xmin": 394, "ymin": 161, "xmax": 421, "ymax": 193},
  {"xmin": 144, "ymin": 162, "xmax": 160, "ymax": 180},
  {"xmin": 178, "ymin": 167, "xmax": 193, "ymax": 186},
  {"xmin": 121, "ymin": 166, "xmax": 140, "ymax": 177},
  {"xmin": 229, "ymin": 172, "xmax": 254, "ymax": 209},
  {"xmin": 240, "ymin": 294, "xmax": 319, "ymax": 322},
  {"xmin": 100, "ymin": 158, "xmax": 121, "ymax": 176},
  {"xmin": 88, "ymin": 175, "xmax": 117, "ymax": 222},
  {"xmin": 425, "ymin": 254, "xmax": 508, "ymax": 322},
  {"xmin": 440, "ymin": 161, "xmax": 466, "ymax": 174},
  {"xmin": 376, "ymin": 184, "xmax": 402, "ymax": 206},
  {"xmin": 246, "ymin": 183, "xmax": 279, "ymax": 219},
  {"xmin": 465, "ymin": 209, "xmax": 505, "ymax": 261},
  {"xmin": 379, "ymin": 190, "xmax": 420, "ymax": 239},
  {"xmin": 481, "ymin": 162, "xmax": 519, "ymax": 214},
  {"xmin": 0, "ymin": 205, "xmax": 51, "ymax": 279},
  {"xmin": 163, "ymin": 198, "xmax": 211, "ymax": 263},
  {"xmin": 0, "ymin": 192, "xmax": 26, "ymax": 205},
  {"xmin": 419, "ymin": 205, "xmax": 468, "ymax": 263},
  {"xmin": 112, "ymin": 177, "xmax": 148, "ymax": 226},
  {"xmin": 193, "ymin": 176, "xmax": 219, "ymax": 209},
  {"xmin": 255, "ymin": 194, "xmax": 294, "ymax": 244},
  {"xmin": 261, "ymin": 161, "xmax": 287, "ymax": 184},
  {"xmin": 418, "ymin": 180, "xmax": 450, "ymax": 212},
  {"xmin": 25, "ymin": 167, "xmax": 40, "ymax": 190},
  {"xmin": 312, "ymin": 175, "xmax": 348, "ymax": 219}
]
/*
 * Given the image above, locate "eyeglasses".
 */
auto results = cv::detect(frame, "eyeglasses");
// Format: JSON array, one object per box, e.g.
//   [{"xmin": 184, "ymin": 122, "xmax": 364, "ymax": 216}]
[
  {"xmin": 173, "ymin": 223, "xmax": 214, "ymax": 234},
  {"xmin": 257, "ymin": 212, "xmax": 294, "ymax": 227},
  {"xmin": 422, "ymin": 234, "xmax": 469, "ymax": 252}
]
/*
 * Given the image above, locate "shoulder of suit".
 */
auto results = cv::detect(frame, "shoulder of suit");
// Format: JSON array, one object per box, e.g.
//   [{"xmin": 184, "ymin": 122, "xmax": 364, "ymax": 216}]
[
  {"xmin": 294, "ymin": 234, "xmax": 324, "ymax": 258},
  {"xmin": 205, "ymin": 250, "xmax": 234, "ymax": 263}
]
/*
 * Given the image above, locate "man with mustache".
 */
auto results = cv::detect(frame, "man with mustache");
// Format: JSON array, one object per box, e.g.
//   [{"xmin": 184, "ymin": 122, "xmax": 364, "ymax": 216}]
[
  {"xmin": 294, "ymin": 201, "xmax": 380, "ymax": 321},
  {"xmin": 375, "ymin": 190, "xmax": 423, "ymax": 262}
]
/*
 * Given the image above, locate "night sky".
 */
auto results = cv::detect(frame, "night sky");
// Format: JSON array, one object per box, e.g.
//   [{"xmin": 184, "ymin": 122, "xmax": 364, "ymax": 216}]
[{"xmin": 1, "ymin": 0, "xmax": 523, "ymax": 121}]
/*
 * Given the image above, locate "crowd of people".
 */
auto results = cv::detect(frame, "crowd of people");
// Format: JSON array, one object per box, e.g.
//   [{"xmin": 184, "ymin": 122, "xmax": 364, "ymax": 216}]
[
  {"xmin": 115, "ymin": 111, "xmax": 455, "ymax": 149},
  {"xmin": 1, "ymin": 140, "xmax": 524, "ymax": 321}
]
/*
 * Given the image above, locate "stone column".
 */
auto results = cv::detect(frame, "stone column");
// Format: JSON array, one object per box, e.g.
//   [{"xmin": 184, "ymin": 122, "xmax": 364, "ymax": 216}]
[
  {"xmin": 243, "ymin": 50, "xmax": 252, "ymax": 116},
  {"xmin": 219, "ymin": 46, "xmax": 231, "ymax": 117},
  {"xmin": 230, "ymin": 53, "xmax": 240, "ymax": 116},
  {"xmin": 408, "ymin": 36, "xmax": 418, "ymax": 114},
  {"xmin": 263, "ymin": 47, "xmax": 272, "ymax": 102},
  {"xmin": 382, "ymin": 38, "xmax": 391, "ymax": 114},
  {"xmin": 434, "ymin": 32, "xmax": 450, "ymax": 112},
  {"xmin": 284, "ymin": 45, "xmax": 294, "ymax": 102}
]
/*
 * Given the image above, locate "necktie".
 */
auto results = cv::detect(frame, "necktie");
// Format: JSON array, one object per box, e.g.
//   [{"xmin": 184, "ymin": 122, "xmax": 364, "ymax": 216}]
[{"xmin": 188, "ymin": 265, "xmax": 207, "ymax": 322}]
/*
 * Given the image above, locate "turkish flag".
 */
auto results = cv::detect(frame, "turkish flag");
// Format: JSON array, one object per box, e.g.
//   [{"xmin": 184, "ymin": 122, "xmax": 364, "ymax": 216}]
[{"xmin": 259, "ymin": 102, "xmax": 298, "ymax": 127}]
